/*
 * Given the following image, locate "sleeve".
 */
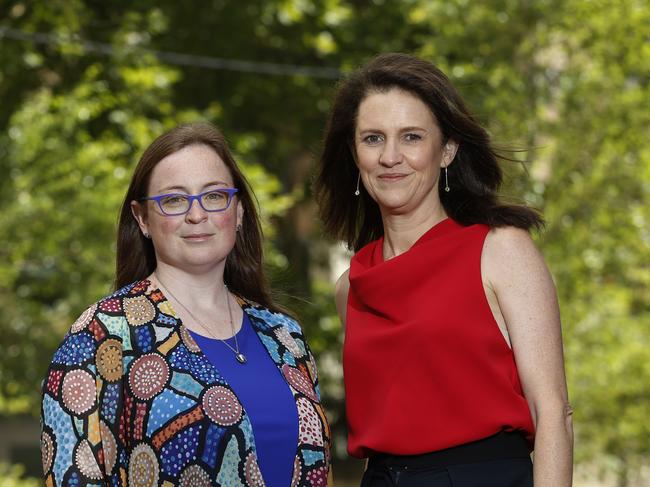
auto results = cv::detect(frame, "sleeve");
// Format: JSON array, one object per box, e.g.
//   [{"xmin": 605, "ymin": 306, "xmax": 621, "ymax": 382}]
[
  {"xmin": 302, "ymin": 335, "xmax": 322, "ymax": 401},
  {"xmin": 291, "ymin": 318, "xmax": 333, "ymax": 467},
  {"xmin": 273, "ymin": 312, "xmax": 323, "ymax": 399},
  {"xmin": 41, "ymin": 303, "xmax": 121, "ymax": 486}
]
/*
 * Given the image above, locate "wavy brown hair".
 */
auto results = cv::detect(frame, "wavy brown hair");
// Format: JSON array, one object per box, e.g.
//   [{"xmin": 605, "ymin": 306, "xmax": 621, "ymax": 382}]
[
  {"xmin": 315, "ymin": 52, "xmax": 543, "ymax": 251},
  {"xmin": 115, "ymin": 122, "xmax": 277, "ymax": 309}
]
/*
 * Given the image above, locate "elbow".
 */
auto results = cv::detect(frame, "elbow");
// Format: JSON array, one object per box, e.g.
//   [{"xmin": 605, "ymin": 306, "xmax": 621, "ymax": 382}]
[
  {"xmin": 564, "ymin": 403, "xmax": 574, "ymax": 443},
  {"xmin": 531, "ymin": 399, "xmax": 574, "ymax": 439}
]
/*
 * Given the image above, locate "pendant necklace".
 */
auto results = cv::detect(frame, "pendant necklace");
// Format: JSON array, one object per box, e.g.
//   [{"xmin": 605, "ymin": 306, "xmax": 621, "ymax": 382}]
[{"xmin": 154, "ymin": 274, "xmax": 247, "ymax": 364}]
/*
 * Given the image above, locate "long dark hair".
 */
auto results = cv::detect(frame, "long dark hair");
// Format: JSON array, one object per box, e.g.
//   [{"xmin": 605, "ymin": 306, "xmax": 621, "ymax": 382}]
[
  {"xmin": 315, "ymin": 52, "xmax": 543, "ymax": 251},
  {"xmin": 115, "ymin": 122, "xmax": 277, "ymax": 309}
]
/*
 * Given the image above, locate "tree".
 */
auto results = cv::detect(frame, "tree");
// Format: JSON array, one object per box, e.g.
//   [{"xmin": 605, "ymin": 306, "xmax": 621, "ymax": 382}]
[
  {"xmin": 0, "ymin": 4, "xmax": 294, "ymax": 414},
  {"xmin": 1, "ymin": 1, "xmax": 648, "ymax": 483},
  {"xmin": 536, "ymin": 1, "xmax": 650, "ymax": 484}
]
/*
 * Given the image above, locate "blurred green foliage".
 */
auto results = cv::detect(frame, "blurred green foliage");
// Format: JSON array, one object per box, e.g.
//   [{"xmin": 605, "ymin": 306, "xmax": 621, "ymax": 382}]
[
  {"xmin": 0, "ymin": 463, "xmax": 40, "ymax": 487},
  {"xmin": 0, "ymin": 0, "xmax": 648, "ymax": 483}
]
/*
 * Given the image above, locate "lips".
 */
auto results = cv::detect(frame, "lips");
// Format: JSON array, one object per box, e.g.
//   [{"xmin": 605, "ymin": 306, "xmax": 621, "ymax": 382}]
[
  {"xmin": 181, "ymin": 233, "xmax": 215, "ymax": 240},
  {"xmin": 378, "ymin": 173, "xmax": 409, "ymax": 180}
]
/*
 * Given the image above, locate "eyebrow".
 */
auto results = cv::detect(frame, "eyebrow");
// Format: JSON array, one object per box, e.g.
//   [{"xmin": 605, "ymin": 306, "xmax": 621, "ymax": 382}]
[
  {"xmin": 156, "ymin": 181, "xmax": 231, "ymax": 193},
  {"xmin": 357, "ymin": 126, "xmax": 429, "ymax": 134}
]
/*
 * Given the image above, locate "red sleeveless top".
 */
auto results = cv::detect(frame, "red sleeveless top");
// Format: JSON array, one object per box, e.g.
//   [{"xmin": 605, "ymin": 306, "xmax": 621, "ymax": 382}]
[{"xmin": 344, "ymin": 218, "xmax": 535, "ymax": 458}]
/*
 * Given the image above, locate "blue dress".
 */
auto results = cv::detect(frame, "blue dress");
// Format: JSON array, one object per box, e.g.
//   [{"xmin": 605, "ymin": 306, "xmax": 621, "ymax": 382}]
[{"xmin": 189, "ymin": 312, "xmax": 299, "ymax": 486}]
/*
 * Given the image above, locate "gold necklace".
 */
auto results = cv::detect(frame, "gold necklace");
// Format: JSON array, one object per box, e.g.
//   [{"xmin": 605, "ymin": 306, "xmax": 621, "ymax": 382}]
[{"xmin": 154, "ymin": 274, "xmax": 247, "ymax": 364}]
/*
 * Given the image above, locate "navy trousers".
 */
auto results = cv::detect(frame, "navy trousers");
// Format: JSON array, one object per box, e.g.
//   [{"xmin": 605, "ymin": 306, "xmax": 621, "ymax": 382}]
[{"xmin": 360, "ymin": 432, "xmax": 533, "ymax": 487}]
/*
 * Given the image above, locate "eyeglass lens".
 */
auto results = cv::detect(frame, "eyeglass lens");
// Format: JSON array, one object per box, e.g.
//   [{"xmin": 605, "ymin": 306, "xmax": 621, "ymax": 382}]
[{"xmin": 159, "ymin": 191, "xmax": 231, "ymax": 214}]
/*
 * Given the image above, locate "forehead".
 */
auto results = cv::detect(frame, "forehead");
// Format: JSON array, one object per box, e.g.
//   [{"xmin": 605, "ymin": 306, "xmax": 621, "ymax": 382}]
[
  {"xmin": 148, "ymin": 144, "xmax": 233, "ymax": 190},
  {"xmin": 356, "ymin": 88, "xmax": 437, "ymax": 130}
]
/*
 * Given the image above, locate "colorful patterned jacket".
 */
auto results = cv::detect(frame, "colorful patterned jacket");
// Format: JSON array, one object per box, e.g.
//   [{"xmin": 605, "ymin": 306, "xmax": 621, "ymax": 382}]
[{"xmin": 41, "ymin": 279, "xmax": 331, "ymax": 486}]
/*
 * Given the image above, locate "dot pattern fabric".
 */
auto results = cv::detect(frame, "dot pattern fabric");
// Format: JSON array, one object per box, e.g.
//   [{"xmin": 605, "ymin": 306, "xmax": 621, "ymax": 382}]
[{"xmin": 41, "ymin": 279, "xmax": 331, "ymax": 486}]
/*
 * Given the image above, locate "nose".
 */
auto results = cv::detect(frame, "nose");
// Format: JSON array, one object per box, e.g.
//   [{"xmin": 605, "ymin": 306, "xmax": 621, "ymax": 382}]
[
  {"xmin": 185, "ymin": 198, "xmax": 208, "ymax": 223},
  {"xmin": 379, "ymin": 138, "xmax": 402, "ymax": 167}
]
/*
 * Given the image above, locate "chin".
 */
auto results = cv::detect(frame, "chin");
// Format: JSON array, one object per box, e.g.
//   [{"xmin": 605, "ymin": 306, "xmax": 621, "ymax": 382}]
[
  {"xmin": 376, "ymin": 195, "xmax": 413, "ymax": 213},
  {"xmin": 176, "ymin": 250, "xmax": 230, "ymax": 270}
]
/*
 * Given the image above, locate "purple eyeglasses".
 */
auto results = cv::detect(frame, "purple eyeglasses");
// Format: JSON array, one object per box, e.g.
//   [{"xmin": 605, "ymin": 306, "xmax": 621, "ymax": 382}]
[{"xmin": 139, "ymin": 188, "xmax": 239, "ymax": 216}]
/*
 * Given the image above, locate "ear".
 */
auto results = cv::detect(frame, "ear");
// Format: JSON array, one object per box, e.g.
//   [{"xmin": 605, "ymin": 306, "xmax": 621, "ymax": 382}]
[
  {"xmin": 441, "ymin": 140, "xmax": 459, "ymax": 167},
  {"xmin": 130, "ymin": 200, "xmax": 150, "ymax": 237},
  {"xmin": 236, "ymin": 200, "xmax": 244, "ymax": 229}
]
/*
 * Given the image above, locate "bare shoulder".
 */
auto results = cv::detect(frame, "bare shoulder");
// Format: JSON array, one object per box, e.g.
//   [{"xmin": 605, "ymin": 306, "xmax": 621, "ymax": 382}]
[
  {"xmin": 483, "ymin": 226, "xmax": 547, "ymax": 283},
  {"xmin": 482, "ymin": 225, "xmax": 559, "ymax": 337},
  {"xmin": 484, "ymin": 225, "xmax": 539, "ymax": 258},
  {"xmin": 334, "ymin": 268, "xmax": 350, "ymax": 325}
]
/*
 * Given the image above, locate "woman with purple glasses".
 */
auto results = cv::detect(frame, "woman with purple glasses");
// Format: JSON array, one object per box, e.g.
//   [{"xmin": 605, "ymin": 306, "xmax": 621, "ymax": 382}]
[{"xmin": 41, "ymin": 122, "xmax": 330, "ymax": 486}]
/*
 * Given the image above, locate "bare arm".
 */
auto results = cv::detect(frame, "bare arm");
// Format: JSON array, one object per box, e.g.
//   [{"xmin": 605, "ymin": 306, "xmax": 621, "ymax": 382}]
[
  {"xmin": 334, "ymin": 269, "xmax": 368, "ymax": 475},
  {"xmin": 483, "ymin": 227, "xmax": 573, "ymax": 487},
  {"xmin": 334, "ymin": 268, "xmax": 350, "ymax": 326}
]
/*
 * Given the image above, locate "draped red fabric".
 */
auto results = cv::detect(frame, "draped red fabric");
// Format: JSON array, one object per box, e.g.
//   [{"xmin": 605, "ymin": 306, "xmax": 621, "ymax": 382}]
[{"xmin": 344, "ymin": 218, "xmax": 535, "ymax": 458}]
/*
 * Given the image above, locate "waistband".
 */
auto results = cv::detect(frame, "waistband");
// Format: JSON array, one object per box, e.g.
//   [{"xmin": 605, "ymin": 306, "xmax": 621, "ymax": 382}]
[{"xmin": 368, "ymin": 431, "xmax": 530, "ymax": 470}]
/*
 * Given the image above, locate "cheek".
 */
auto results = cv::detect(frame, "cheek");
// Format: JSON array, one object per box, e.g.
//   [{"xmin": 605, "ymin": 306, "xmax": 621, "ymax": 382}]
[
  {"xmin": 410, "ymin": 148, "xmax": 441, "ymax": 172},
  {"xmin": 355, "ymin": 147, "xmax": 377, "ymax": 170},
  {"xmin": 210, "ymin": 212, "xmax": 237, "ymax": 230},
  {"xmin": 148, "ymin": 214, "xmax": 182, "ymax": 234}
]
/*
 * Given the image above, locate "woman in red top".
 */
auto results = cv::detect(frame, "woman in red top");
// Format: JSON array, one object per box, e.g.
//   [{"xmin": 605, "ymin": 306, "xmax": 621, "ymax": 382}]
[{"xmin": 315, "ymin": 53, "xmax": 573, "ymax": 486}]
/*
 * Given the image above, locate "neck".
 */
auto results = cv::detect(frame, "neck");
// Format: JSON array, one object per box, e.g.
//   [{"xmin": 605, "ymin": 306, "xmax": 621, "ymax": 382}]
[
  {"xmin": 380, "ymin": 197, "xmax": 447, "ymax": 260},
  {"xmin": 151, "ymin": 261, "xmax": 228, "ymax": 309},
  {"xmin": 151, "ymin": 261, "xmax": 244, "ymax": 340}
]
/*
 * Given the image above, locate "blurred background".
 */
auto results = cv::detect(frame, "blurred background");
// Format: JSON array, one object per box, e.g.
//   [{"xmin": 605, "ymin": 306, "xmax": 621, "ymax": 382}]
[{"xmin": 0, "ymin": 0, "xmax": 648, "ymax": 485}]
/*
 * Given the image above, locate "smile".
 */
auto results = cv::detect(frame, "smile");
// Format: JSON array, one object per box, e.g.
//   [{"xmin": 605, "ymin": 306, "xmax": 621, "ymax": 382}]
[
  {"xmin": 378, "ymin": 173, "xmax": 409, "ymax": 180},
  {"xmin": 181, "ymin": 233, "xmax": 215, "ymax": 241}
]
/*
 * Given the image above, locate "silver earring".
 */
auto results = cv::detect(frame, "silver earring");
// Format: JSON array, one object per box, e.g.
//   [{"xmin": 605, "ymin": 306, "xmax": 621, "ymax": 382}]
[
  {"xmin": 236, "ymin": 223, "xmax": 242, "ymax": 232},
  {"xmin": 143, "ymin": 232, "xmax": 150, "ymax": 239},
  {"xmin": 354, "ymin": 173, "xmax": 361, "ymax": 196},
  {"xmin": 444, "ymin": 166, "xmax": 450, "ymax": 192}
]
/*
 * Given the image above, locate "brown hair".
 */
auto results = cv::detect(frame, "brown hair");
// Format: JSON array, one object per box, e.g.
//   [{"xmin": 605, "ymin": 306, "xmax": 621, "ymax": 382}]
[
  {"xmin": 315, "ymin": 52, "xmax": 543, "ymax": 251},
  {"xmin": 115, "ymin": 122, "xmax": 277, "ymax": 309}
]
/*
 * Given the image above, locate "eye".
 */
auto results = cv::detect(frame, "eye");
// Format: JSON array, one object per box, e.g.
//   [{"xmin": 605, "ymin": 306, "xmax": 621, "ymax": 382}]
[
  {"xmin": 404, "ymin": 133, "xmax": 422, "ymax": 142},
  {"xmin": 160, "ymin": 194, "xmax": 187, "ymax": 206},
  {"xmin": 204, "ymin": 190, "xmax": 227, "ymax": 202},
  {"xmin": 362, "ymin": 134, "xmax": 383, "ymax": 145}
]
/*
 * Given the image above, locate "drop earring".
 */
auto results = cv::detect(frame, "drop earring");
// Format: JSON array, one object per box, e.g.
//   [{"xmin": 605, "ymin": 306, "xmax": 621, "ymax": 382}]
[
  {"xmin": 444, "ymin": 166, "xmax": 450, "ymax": 192},
  {"xmin": 354, "ymin": 173, "xmax": 361, "ymax": 196}
]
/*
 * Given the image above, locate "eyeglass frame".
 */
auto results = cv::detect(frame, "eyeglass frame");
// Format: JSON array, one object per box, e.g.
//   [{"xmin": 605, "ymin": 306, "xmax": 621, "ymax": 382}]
[{"xmin": 138, "ymin": 188, "xmax": 239, "ymax": 216}]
